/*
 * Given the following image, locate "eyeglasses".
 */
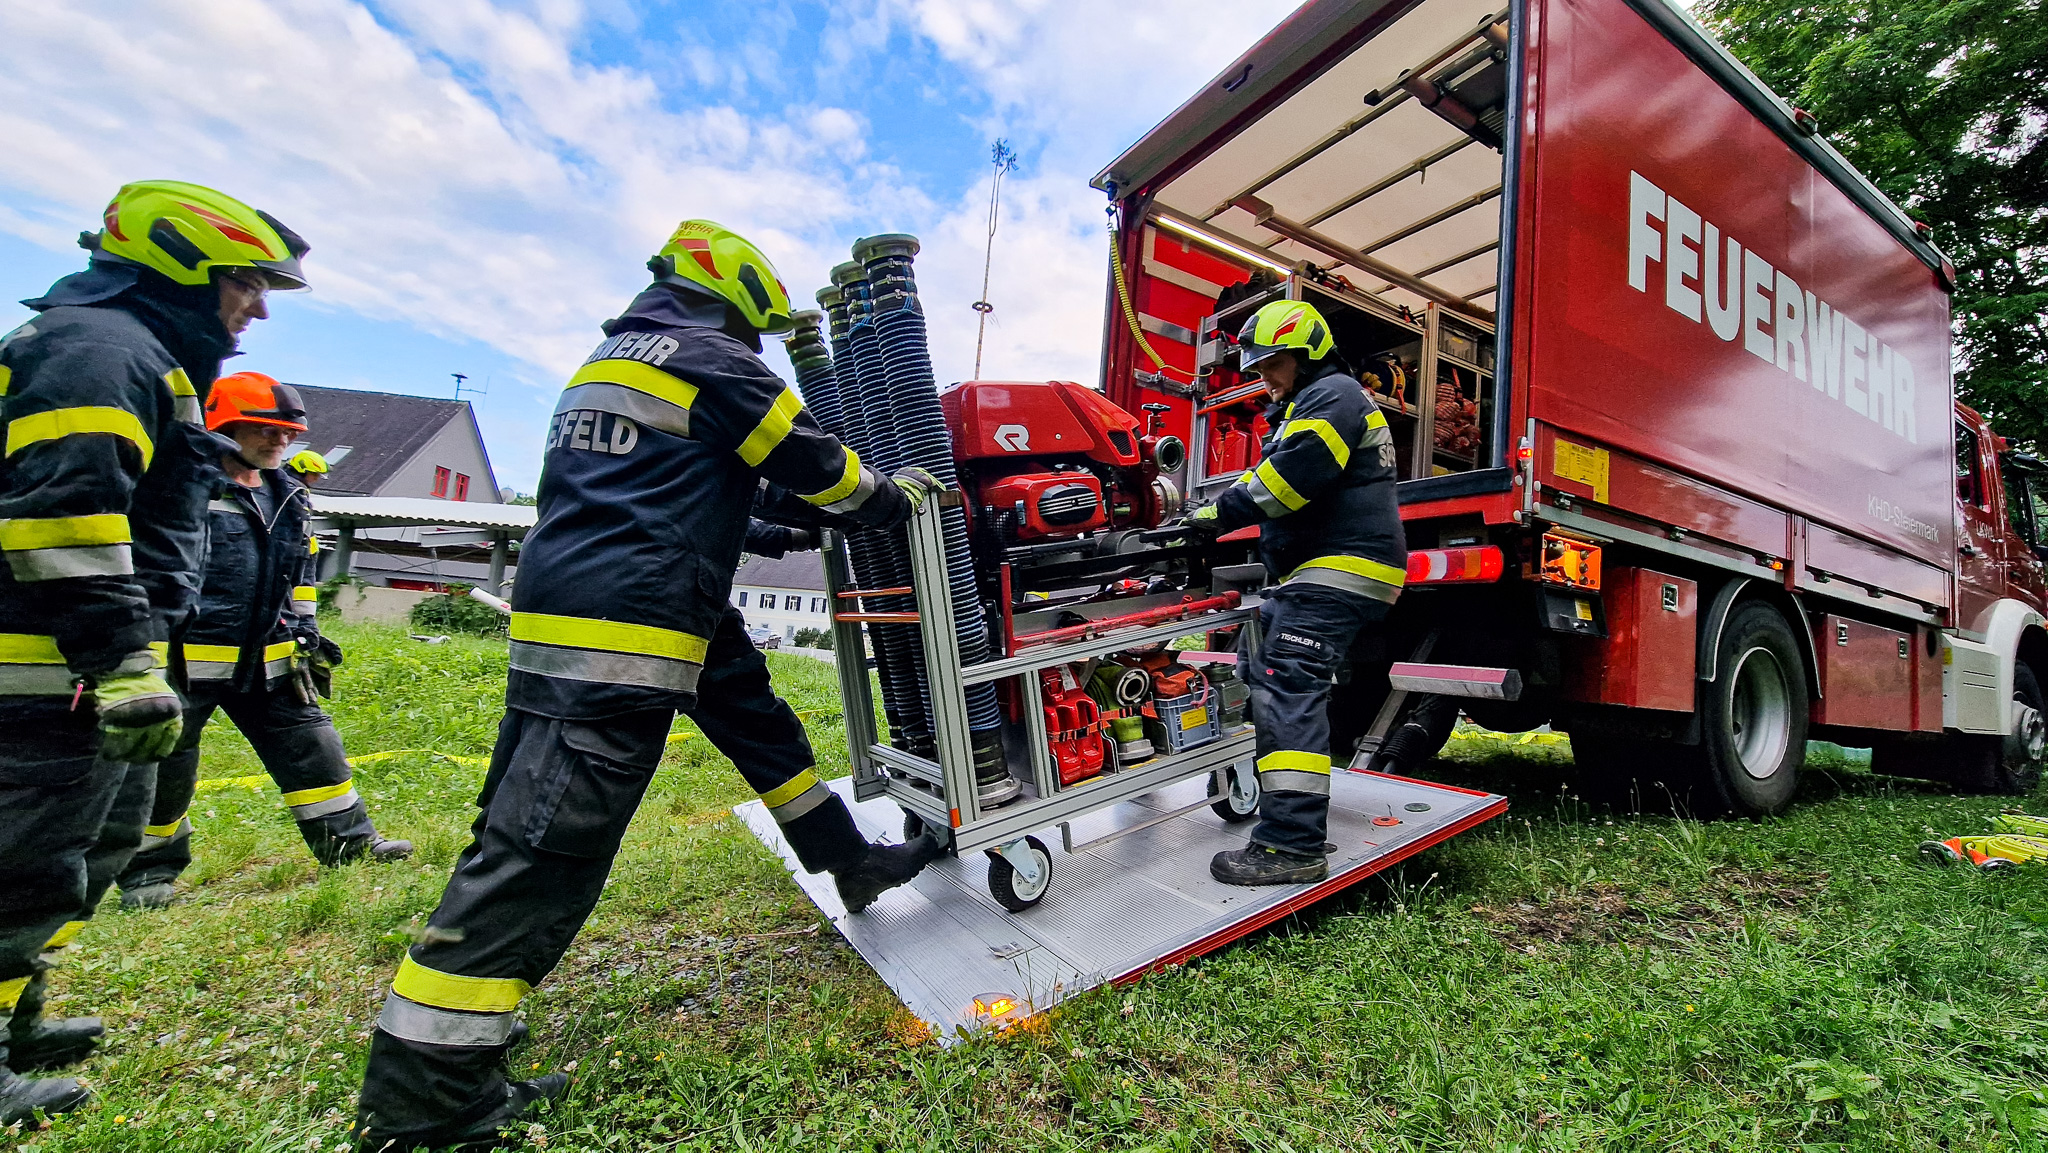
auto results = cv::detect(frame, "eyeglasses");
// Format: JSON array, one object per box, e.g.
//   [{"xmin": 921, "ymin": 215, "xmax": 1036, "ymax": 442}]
[{"xmin": 219, "ymin": 269, "xmax": 271, "ymax": 296}]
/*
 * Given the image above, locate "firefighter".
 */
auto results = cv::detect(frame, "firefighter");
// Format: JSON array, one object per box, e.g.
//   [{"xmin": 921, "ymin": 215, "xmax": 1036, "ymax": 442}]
[
  {"xmin": 116, "ymin": 372, "xmax": 411, "ymax": 912},
  {"xmin": 355, "ymin": 220, "xmax": 939, "ymax": 1150},
  {"xmin": 1180, "ymin": 299, "xmax": 1407, "ymax": 886},
  {"xmin": 0, "ymin": 181, "xmax": 308, "ymax": 1122},
  {"xmin": 285, "ymin": 447, "xmax": 329, "ymax": 485}
]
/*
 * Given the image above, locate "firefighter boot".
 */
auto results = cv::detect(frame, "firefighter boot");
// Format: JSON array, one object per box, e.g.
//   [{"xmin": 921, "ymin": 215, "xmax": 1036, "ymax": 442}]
[
  {"xmin": 121, "ymin": 882, "xmax": 176, "ymax": 911},
  {"xmin": 834, "ymin": 833, "xmax": 942, "ymax": 913},
  {"xmin": 357, "ymin": 1071, "xmax": 568, "ymax": 1152},
  {"xmin": 0, "ymin": 1065, "xmax": 90, "ymax": 1125},
  {"xmin": 1210, "ymin": 843, "xmax": 1329, "ymax": 886},
  {"xmin": 369, "ymin": 837, "xmax": 414, "ymax": 863},
  {"xmin": 8, "ymin": 975, "xmax": 102, "ymax": 1071}
]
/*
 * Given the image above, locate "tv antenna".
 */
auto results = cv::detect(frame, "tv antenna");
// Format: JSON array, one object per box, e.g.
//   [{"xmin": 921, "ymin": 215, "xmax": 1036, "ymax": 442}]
[
  {"xmin": 972, "ymin": 139, "xmax": 1019, "ymax": 380},
  {"xmin": 452, "ymin": 372, "xmax": 488, "ymax": 404}
]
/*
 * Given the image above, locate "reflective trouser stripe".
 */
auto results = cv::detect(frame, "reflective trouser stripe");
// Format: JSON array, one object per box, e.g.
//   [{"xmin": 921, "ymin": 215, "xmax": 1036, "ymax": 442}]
[
  {"xmin": 736, "ymin": 386, "xmax": 803, "ymax": 466},
  {"xmin": 760, "ymin": 768, "xmax": 833, "ymax": 824},
  {"xmin": 508, "ymin": 612, "xmax": 708, "ymax": 694},
  {"xmin": 1257, "ymin": 750, "xmax": 1332, "ymax": 796},
  {"xmin": 183, "ymin": 639, "xmax": 296, "ymax": 682},
  {"xmin": 1285, "ymin": 555, "xmax": 1406, "ymax": 604},
  {"xmin": 140, "ymin": 815, "xmax": 193, "ymax": 850},
  {"xmin": 0, "ymin": 976, "xmax": 27, "ymax": 1012},
  {"xmin": 43, "ymin": 921, "xmax": 85, "ymax": 951},
  {"xmin": 377, "ymin": 989, "xmax": 517, "ymax": 1048},
  {"xmin": 392, "ymin": 955, "xmax": 529, "ymax": 1013},
  {"xmin": 509, "ymin": 642, "xmax": 704, "ymax": 694},
  {"xmin": 283, "ymin": 782, "xmax": 359, "ymax": 820}
]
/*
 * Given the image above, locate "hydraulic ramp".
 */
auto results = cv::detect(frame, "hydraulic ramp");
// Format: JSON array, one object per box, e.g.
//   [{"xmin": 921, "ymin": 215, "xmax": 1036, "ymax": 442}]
[{"xmin": 737, "ymin": 767, "xmax": 1505, "ymax": 1040}]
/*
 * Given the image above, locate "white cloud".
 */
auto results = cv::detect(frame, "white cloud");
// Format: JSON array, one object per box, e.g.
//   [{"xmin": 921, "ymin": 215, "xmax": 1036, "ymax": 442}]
[
  {"xmin": 0, "ymin": 0, "xmax": 923, "ymax": 383},
  {"xmin": 0, "ymin": 0, "xmax": 1300, "ymax": 484},
  {"xmin": 878, "ymin": 0, "xmax": 1304, "ymax": 390}
]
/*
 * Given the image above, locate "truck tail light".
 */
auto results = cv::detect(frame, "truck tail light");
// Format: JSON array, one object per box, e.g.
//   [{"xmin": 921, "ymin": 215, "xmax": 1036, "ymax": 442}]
[
  {"xmin": 1539, "ymin": 532, "xmax": 1602, "ymax": 591},
  {"xmin": 1406, "ymin": 546, "xmax": 1505, "ymax": 585}
]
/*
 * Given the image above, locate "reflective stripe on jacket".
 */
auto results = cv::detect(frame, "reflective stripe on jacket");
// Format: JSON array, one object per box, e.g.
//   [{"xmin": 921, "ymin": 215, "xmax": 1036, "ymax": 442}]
[
  {"xmin": 506, "ymin": 287, "xmax": 907, "ymax": 719},
  {"xmin": 0, "ymin": 304, "xmax": 221, "ymax": 679},
  {"xmin": 1212, "ymin": 360, "xmax": 1408, "ymax": 603}
]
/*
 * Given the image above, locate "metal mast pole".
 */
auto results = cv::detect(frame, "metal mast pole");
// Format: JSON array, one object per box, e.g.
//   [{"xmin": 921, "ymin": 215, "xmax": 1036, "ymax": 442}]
[{"xmin": 971, "ymin": 140, "xmax": 1017, "ymax": 380}]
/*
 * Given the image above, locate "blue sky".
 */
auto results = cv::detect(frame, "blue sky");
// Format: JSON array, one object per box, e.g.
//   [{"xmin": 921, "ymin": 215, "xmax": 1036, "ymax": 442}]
[{"xmin": 0, "ymin": 0, "xmax": 1299, "ymax": 492}]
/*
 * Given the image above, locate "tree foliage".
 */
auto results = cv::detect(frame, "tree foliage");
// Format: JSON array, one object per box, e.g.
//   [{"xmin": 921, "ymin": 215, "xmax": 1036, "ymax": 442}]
[{"xmin": 1699, "ymin": 0, "xmax": 2048, "ymax": 449}]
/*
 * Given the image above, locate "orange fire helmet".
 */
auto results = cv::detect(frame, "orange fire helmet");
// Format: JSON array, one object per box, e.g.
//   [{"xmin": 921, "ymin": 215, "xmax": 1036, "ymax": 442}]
[{"xmin": 205, "ymin": 372, "xmax": 308, "ymax": 433}]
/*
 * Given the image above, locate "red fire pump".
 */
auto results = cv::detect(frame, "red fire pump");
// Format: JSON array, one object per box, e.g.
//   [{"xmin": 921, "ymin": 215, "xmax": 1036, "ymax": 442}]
[{"xmin": 941, "ymin": 380, "xmax": 1186, "ymax": 546}]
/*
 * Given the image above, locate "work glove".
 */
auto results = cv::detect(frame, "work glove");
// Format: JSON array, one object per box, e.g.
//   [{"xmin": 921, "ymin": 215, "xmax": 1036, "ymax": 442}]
[
  {"xmin": 94, "ymin": 670, "xmax": 183, "ymax": 762},
  {"xmin": 787, "ymin": 527, "xmax": 822, "ymax": 553},
  {"xmin": 1174, "ymin": 503, "xmax": 1225, "ymax": 537},
  {"xmin": 891, "ymin": 466, "xmax": 944, "ymax": 509}
]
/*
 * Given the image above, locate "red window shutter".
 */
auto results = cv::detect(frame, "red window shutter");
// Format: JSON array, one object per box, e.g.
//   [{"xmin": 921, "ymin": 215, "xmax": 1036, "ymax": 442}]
[
  {"xmin": 432, "ymin": 467, "xmax": 449, "ymax": 498},
  {"xmin": 455, "ymin": 473, "xmax": 470, "ymax": 501}
]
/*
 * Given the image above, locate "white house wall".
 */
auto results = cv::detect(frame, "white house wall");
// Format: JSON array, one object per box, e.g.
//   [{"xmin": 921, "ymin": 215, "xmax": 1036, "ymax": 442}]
[
  {"xmin": 376, "ymin": 411, "xmax": 499, "ymax": 501},
  {"xmin": 732, "ymin": 584, "xmax": 831, "ymax": 641}
]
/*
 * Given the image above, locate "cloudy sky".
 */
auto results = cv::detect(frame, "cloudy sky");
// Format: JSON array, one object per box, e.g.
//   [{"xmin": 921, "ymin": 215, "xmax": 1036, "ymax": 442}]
[{"xmin": 0, "ymin": 0, "xmax": 1302, "ymax": 491}]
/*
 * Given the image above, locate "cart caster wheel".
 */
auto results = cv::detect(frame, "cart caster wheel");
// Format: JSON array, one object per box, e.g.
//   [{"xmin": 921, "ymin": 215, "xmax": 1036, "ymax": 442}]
[
  {"xmin": 985, "ymin": 835, "xmax": 1051, "ymax": 913},
  {"xmin": 1209, "ymin": 765, "xmax": 1260, "ymax": 823}
]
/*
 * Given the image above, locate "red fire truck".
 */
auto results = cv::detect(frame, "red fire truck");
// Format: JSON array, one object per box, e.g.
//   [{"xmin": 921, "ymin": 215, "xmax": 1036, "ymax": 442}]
[{"xmin": 1090, "ymin": 0, "xmax": 2048, "ymax": 814}]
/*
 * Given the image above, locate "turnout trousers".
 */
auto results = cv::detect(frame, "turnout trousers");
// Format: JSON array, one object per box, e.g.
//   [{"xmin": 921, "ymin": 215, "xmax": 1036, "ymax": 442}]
[
  {"xmin": 1243, "ymin": 584, "xmax": 1391, "ymax": 857},
  {"xmin": 119, "ymin": 681, "xmax": 375, "ymax": 892},
  {"xmin": 356, "ymin": 605, "xmax": 867, "ymax": 1146},
  {"xmin": 0, "ymin": 698, "xmax": 155, "ymax": 1070}
]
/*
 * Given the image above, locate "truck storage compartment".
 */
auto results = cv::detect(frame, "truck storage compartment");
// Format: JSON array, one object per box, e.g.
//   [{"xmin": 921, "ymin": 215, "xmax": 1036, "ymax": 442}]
[{"xmin": 1095, "ymin": 0, "xmax": 1512, "ymax": 502}]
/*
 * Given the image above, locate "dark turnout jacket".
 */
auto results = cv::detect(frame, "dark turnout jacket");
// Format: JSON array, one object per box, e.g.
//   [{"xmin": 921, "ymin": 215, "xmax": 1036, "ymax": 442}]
[
  {"xmin": 0, "ymin": 294, "xmax": 226, "ymax": 693},
  {"xmin": 1211, "ymin": 359, "xmax": 1408, "ymax": 602},
  {"xmin": 506, "ymin": 286, "xmax": 907, "ymax": 718},
  {"xmin": 183, "ymin": 470, "xmax": 318, "ymax": 692}
]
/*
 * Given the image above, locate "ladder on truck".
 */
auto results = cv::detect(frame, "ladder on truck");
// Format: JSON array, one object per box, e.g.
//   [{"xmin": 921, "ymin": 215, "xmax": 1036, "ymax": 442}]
[{"xmin": 736, "ymin": 497, "xmax": 1507, "ymax": 1040}]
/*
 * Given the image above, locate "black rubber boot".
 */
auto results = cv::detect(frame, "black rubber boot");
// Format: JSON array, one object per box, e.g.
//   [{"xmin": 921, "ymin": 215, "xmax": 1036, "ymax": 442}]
[
  {"xmin": 369, "ymin": 838, "xmax": 414, "ymax": 863},
  {"xmin": 120, "ymin": 881, "xmax": 176, "ymax": 911},
  {"xmin": 0, "ymin": 1065, "xmax": 90, "ymax": 1125},
  {"xmin": 8, "ymin": 1017, "xmax": 103, "ymax": 1071},
  {"xmin": 1210, "ymin": 843, "xmax": 1328, "ymax": 886},
  {"xmin": 833, "ymin": 834, "xmax": 942, "ymax": 914},
  {"xmin": 357, "ymin": 1072, "xmax": 568, "ymax": 1152}
]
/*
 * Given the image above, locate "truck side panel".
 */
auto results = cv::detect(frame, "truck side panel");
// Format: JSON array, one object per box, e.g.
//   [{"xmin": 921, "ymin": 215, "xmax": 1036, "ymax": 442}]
[{"xmin": 1519, "ymin": 0, "xmax": 1954, "ymax": 594}]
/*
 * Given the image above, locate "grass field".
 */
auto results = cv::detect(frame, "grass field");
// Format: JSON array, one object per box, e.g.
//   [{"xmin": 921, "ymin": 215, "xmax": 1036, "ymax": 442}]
[{"xmin": 12, "ymin": 618, "xmax": 2048, "ymax": 1151}]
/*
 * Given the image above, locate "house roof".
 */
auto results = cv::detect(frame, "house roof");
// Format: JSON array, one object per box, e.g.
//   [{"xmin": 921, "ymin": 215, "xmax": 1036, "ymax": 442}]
[
  {"xmin": 733, "ymin": 551, "xmax": 827, "ymax": 592},
  {"xmin": 288, "ymin": 384, "xmax": 471, "ymax": 495}
]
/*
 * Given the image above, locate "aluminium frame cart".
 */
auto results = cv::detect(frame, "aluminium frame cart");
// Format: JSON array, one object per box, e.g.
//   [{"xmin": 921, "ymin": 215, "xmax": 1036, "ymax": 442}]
[{"xmin": 825, "ymin": 492, "xmax": 1261, "ymax": 909}]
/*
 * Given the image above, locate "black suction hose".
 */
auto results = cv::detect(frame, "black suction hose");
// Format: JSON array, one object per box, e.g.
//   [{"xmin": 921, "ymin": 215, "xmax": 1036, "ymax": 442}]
[
  {"xmin": 784, "ymin": 306, "xmax": 908, "ymax": 749},
  {"xmin": 841, "ymin": 264, "xmax": 937, "ymax": 757},
  {"xmin": 854, "ymin": 234, "xmax": 1013, "ymax": 801}
]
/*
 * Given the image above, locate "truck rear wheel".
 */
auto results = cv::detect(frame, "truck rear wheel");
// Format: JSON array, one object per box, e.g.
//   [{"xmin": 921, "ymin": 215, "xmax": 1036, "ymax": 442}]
[{"xmin": 1696, "ymin": 601, "xmax": 1807, "ymax": 816}]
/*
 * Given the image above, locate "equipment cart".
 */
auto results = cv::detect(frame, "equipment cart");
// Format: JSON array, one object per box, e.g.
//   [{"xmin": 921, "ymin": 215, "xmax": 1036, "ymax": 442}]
[{"xmin": 821, "ymin": 492, "xmax": 1265, "ymax": 912}]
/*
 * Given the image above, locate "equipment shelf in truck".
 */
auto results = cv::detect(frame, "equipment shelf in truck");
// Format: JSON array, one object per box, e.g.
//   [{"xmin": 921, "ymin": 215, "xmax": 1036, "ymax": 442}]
[{"xmin": 737, "ymin": 769, "xmax": 1506, "ymax": 1040}]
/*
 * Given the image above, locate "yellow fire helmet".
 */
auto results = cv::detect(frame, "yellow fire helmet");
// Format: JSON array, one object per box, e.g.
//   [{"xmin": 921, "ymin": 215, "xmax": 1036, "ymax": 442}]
[
  {"xmin": 649, "ymin": 219, "xmax": 793, "ymax": 334},
  {"xmin": 287, "ymin": 449, "xmax": 330, "ymax": 475},
  {"xmin": 1238, "ymin": 299, "xmax": 1335, "ymax": 370},
  {"xmin": 92, "ymin": 179, "xmax": 309, "ymax": 290}
]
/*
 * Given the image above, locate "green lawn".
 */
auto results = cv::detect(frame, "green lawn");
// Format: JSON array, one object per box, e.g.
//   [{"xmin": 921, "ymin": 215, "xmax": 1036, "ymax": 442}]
[{"xmin": 13, "ymin": 619, "xmax": 2048, "ymax": 1151}]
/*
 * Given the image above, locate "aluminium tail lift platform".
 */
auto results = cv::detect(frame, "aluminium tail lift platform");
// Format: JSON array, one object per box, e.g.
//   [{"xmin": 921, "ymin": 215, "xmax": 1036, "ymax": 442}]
[{"xmin": 736, "ymin": 497, "xmax": 1508, "ymax": 1039}]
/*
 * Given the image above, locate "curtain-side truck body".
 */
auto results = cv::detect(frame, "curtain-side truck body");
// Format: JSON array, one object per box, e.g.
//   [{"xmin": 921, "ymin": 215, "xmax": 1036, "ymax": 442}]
[{"xmin": 1097, "ymin": 0, "xmax": 2048, "ymax": 815}]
